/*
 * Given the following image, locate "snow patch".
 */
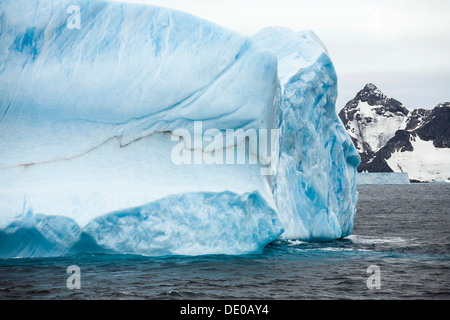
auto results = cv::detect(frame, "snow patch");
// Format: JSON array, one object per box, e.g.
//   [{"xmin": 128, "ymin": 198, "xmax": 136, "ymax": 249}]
[{"xmin": 386, "ymin": 136, "xmax": 450, "ymax": 182}]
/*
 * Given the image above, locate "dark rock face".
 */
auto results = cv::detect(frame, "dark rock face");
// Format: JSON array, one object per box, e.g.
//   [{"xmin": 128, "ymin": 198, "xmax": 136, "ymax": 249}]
[
  {"xmin": 342, "ymin": 83, "xmax": 409, "ymax": 117},
  {"xmin": 359, "ymin": 130, "xmax": 414, "ymax": 173},
  {"xmin": 339, "ymin": 84, "xmax": 449, "ymax": 174},
  {"xmin": 405, "ymin": 108, "xmax": 431, "ymax": 131},
  {"xmin": 415, "ymin": 103, "xmax": 450, "ymax": 148}
]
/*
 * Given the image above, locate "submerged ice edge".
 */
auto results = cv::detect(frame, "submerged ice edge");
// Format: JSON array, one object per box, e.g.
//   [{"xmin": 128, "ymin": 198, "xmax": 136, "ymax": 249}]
[
  {"xmin": 0, "ymin": 191, "xmax": 283, "ymax": 259},
  {"xmin": 0, "ymin": 0, "xmax": 359, "ymax": 257}
]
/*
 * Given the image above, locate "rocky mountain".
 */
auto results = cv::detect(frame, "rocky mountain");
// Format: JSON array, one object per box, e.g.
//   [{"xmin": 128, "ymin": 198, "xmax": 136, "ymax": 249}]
[{"xmin": 339, "ymin": 84, "xmax": 450, "ymax": 182}]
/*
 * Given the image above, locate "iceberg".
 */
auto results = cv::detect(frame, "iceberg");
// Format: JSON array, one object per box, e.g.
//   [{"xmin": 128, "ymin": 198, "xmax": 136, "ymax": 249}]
[
  {"xmin": 0, "ymin": 0, "xmax": 359, "ymax": 258},
  {"xmin": 253, "ymin": 28, "xmax": 360, "ymax": 241},
  {"xmin": 357, "ymin": 173, "xmax": 410, "ymax": 185},
  {"xmin": 0, "ymin": 191, "xmax": 282, "ymax": 258}
]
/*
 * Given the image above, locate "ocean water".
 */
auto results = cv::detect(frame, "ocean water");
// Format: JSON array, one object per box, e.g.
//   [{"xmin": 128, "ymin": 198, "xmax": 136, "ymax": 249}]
[{"xmin": 0, "ymin": 183, "xmax": 449, "ymax": 300}]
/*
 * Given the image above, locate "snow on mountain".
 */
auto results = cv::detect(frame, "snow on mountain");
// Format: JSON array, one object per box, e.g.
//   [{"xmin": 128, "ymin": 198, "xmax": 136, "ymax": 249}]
[
  {"xmin": 339, "ymin": 84, "xmax": 450, "ymax": 182},
  {"xmin": 339, "ymin": 83, "xmax": 410, "ymax": 157},
  {"xmin": 386, "ymin": 135, "xmax": 450, "ymax": 182}
]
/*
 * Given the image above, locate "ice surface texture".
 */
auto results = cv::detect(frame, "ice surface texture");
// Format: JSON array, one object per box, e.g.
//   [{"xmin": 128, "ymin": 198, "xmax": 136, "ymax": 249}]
[
  {"xmin": 253, "ymin": 28, "xmax": 360, "ymax": 241},
  {"xmin": 0, "ymin": 191, "xmax": 281, "ymax": 258},
  {"xmin": 0, "ymin": 1, "xmax": 359, "ymax": 258}
]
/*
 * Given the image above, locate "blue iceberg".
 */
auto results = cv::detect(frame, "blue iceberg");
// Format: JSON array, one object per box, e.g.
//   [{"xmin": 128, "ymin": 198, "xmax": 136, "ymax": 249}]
[
  {"xmin": 253, "ymin": 27, "xmax": 360, "ymax": 241},
  {"xmin": 0, "ymin": 0, "xmax": 359, "ymax": 258}
]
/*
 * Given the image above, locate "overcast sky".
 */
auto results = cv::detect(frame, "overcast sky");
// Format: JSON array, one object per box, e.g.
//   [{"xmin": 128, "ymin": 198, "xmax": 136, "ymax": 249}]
[{"xmin": 117, "ymin": 0, "xmax": 450, "ymax": 110}]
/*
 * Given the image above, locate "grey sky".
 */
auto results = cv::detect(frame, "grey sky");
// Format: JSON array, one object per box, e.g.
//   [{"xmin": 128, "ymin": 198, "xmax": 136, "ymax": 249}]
[{"xmin": 118, "ymin": 0, "xmax": 450, "ymax": 109}]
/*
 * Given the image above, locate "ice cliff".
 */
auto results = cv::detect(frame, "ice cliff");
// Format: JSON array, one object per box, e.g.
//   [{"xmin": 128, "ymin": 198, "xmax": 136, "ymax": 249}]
[
  {"xmin": 0, "ymin": 0, "xmax": 359, "ymax": 258},
  {"xmin": 357, "ymin": 173, "xmax": 410, "ymax": 185}
]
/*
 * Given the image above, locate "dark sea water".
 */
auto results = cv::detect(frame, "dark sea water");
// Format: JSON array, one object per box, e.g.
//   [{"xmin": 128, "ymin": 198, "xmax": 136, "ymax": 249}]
[{"xmin": 0, "ymin": 183, "xmax": 449, "ymax": 300}]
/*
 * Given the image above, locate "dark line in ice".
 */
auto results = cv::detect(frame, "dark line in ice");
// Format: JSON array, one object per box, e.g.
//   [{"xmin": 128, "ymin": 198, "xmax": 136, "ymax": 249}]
[
  {"xmin": 0, "ymin": 131, "xmax": 172, "ymax": 169},
  {"xmin": 0, "ymin": 101, "xmax": 12, "ymax": 122}
]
